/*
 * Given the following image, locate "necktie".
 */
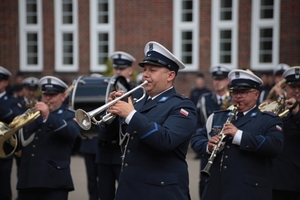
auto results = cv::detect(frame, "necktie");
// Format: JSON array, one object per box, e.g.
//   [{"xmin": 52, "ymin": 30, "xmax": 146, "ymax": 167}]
[
  {"xmin": 145, "ymin": 97, "xmax": 152, "ymax": 105},
  {"xmin": 236, "ymin": 112, "xmax": 244, "ymax": 121},
  {"xmin": 219, "ymin": 98, "xmax": 223, "ymax": 105}
]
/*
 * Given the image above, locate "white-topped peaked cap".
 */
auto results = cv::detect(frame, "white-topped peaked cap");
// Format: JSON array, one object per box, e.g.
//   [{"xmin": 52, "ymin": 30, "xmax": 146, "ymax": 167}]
[
  {"xmin": 209, "ymin": 65, "xmax": 231, "ymax": 79},
  {"xmin": 0, "ymin": 66, "xmax": 12, "ymax": 80},
  {"xmin": 273, "ymin": 63, "xmax": 290, "ymax": 76},
  {"xmin": 38, "ymin": 76, "xmax": 68, "ymax": 94},
  {"xmin": 283, "ymin": 66, "xmax": 300, "ymax": 85},
  {"xmin": 110, "ymin": 51, "xmax": 136, "ymax": 68},
  {"xmin": 228, "ymin": 69, "xmax": 263, "ymax": 90},
  {"xmin": 22, "ymin": 77, "xmax": 39, "ymax": 90},
  {"xmin": 138, "ymin": 41, "xmax": 185, "ymax": 75}
]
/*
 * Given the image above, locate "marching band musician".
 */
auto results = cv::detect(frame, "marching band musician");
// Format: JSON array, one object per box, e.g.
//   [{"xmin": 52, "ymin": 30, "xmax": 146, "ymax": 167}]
[
  {"xmin": 0, "ymin": 66, "xmax": 23, "ymax": 200},
  {"xmin": 191, "ymin": 69, "xmax": 284, "ymax": 200},
  {"xmin": 271, "ymin": 66, "xmax": 300, "ymax": 200},
  {"xmin": 17, "ymin": 76, "xmax": 81, "ymax": 200},
  {"xmin": 195, "ymin": 64, "xmax": 231, "ymax": 198},
  {"xmin": 96, "ymin": 51, "xmax": 140, "ymax": 200},
  {"xmin": 100, "ymin": 41, "xmax": 197, "ymax": 200}
]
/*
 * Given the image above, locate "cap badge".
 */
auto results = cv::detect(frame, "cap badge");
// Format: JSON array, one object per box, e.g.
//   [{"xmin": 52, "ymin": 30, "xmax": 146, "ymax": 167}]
[
  {"xmin": 216, "ymin": 66, "xmax": 222, "ymax": 74},
  {"xmin": 295, "ymin": 68, "xmax": 300, "ymax": 79},
  {"xmin": 235, "ymin": 71, "xmax": 240, "ymax": 78},
  {"xmin": 149, "ymin": 43, "xmax": 153, "ymax": 51},
  {"xmin": 47, "ymin": 78, "xmax": 51, "ymax": 83}
]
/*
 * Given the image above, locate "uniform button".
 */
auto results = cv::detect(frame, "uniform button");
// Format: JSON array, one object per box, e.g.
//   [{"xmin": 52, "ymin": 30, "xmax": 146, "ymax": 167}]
[
  {"xmin": 223, "ymin": 166, "xmax": 227, "ymax": 169},
  {"xmin": 246, "ymin": 146, "xmax": 250, "ymax": 149},
  {"xmin": 57, "ymin": 166, "xmax": 61, "ymax": 169},
  {"xmin": 124, "ymin": 163, "xmax": 128, "ymax": 167},
  {"xmin": 226, "ymin": 145, "xmax": 230, "ymax": 148},
  {"xmin": 133, "ymin": 131, "xmax": 137, "ymax": 134},
  {"xmin": 32, "ymin": 145, "xmax": 35, "ymax": 148},
  {"xmin": 161, "ymin": 182, "xmax": 165, "ymax": 185},
  {"xmin": 255, "ymin": 183, "xmax": 258, "ymax": 186},
  {"xmin": 130, "ymin": 136, "xmax": 134, "ymax": 140},
  {"xmin": 225, "ymin": 155, "xmax": 228, "ymax": 158},
  {"xmin": 31, "ymin": 154, "xmax": 34, "ymax": 157},
  {"xmin": 126, "ymin": 150, "xmax": 130, "ymax": 153}
]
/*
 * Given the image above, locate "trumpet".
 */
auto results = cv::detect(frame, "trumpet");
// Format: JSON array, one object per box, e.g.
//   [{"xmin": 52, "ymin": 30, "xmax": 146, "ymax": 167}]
[
  {"xmin": 75, "ymin": 80, "xmax": 148, "ymax": 130},
  {"xmin": 200, "ymin": 105, "xmax": 238, "ymax": 177}
]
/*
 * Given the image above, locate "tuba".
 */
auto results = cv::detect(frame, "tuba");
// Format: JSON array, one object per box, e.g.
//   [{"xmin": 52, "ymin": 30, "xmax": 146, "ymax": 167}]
[
  {"xmin": 259, "ymin": 79, "xmax": 289, "ymax": 118},
  {"xmin": 0, "ymin": 85, "xmax": 74, "ymax": 158}
]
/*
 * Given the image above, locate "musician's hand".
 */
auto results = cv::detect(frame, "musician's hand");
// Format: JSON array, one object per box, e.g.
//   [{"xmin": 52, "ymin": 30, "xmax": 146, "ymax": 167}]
[
  {"xmin": 208, "ymin": 135, "xmax": 221, "ymax": 153},
  {"xmin": 109, "ymin": 95, "xmax": 135, "ymax": 118},
  {"xmin": 35, "ymin": 102, "xmax": 50, "ymax": 119},
  {"xmin": 222, "ymin": 123, "xmax": 238, "ymax": 137},
  {"xmin": 286, "ymin": 98, "xmax": 299, "ymax": 116}
]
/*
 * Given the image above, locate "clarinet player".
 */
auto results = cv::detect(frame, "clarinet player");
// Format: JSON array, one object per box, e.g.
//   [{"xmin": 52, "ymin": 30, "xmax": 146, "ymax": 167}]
[{"xmin": 191, "ymin": 69, "xmax": 284, "ymax": 200}]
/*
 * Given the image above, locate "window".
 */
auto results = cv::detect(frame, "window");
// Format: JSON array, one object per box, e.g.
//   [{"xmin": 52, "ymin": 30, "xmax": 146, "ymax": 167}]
[
  {"xmin": 173, "ymin": 0, "xmax": 199, "ymax": 71},
  {"xmin": 251, "ymin": 0, "xmax": 280, "ymax": 70},
  {"xmin": 19, "ymin": 0, "xmax": 43, "ymax": 72},
  {"xmin": 90, "ymin": 0, "xmax": 114, "ymax": 72},
  {"xmin": 211, "ymin": 0, "xmax": 238, "ymax": 69},
  {"xmin": 54, "ymin": 0, "xmax": 79, "ymax": 72}
]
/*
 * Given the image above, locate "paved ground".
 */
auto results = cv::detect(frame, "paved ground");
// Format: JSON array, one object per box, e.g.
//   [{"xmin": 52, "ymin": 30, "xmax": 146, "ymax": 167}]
[{"xmin": 11, "ymin": 149, "xmax": 200, "ymax": 200}]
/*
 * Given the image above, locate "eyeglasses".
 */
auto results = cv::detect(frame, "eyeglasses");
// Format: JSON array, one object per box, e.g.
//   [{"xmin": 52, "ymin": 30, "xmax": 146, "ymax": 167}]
[{"xmin": 231, "ymin": 90, "xmax": 256, "ymax": 97}]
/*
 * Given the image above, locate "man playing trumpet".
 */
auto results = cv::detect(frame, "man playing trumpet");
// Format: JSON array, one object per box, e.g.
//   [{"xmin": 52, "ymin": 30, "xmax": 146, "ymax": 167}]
[
  {"xmin": 191, "ymin": 69, "xmax": 284, "ymax": 200},
  {"xmin": 271, "ymin": 66, "xmax": 300, "ymax": 200}
]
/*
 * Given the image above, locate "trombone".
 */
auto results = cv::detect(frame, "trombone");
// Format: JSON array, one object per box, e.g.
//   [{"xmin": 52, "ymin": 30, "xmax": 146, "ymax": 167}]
[{"xmin": 75, "ymin": 80, "xmax": 148, "ymax": 130}]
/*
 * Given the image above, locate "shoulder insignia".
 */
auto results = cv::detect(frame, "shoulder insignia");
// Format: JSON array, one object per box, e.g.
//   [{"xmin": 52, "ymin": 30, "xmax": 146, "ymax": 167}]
[
  {"xmin": 250, "ymin": 112, "xmax": 258, "ymax": 117},
  {"xmin": 262, "ymin": 111, "xmax": 278, "ymax": 117},
  {"xmin": 57, "ymin": 109, "xmax": 63, "ymax": 114}
]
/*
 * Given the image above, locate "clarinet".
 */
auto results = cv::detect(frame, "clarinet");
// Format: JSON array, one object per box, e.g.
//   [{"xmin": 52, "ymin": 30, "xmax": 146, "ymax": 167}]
[{"xmin": 200, "ymin": 105, "xmax": 238, "ymax": 177}]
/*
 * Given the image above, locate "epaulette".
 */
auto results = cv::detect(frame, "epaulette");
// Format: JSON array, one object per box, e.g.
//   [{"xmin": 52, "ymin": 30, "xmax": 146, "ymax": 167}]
[
  {"xmin": 262, "ymin": 111, "xmax": 278, "ymax": 118},
  {"xmin": 213, "ymin": 109, "xmax": 230, "ymax": 114},
  {"xmin": 174, "ymin": 93, "xmax": 188, "ymax": 100}
]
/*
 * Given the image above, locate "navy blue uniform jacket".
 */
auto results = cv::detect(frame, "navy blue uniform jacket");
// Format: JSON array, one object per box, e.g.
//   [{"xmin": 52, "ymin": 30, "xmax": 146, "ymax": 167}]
[
  {"xmin": 17, "ymin": 104, "xmax": 80, "ymax": 191},
  {"xmin": 191, "ymin": 107, "xmax": 284, "ymax": 200},
  {"xmin": 103, "ymin": 87, "xmax": 197, "ymax": 200}
]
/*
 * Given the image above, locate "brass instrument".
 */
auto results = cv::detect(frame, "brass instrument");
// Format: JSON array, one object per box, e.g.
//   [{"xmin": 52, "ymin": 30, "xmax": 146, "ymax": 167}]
[
  {"xmin": 201, "ymin": 105, "xmax": 238, "ymax": 177},
  {"xmin": 0, "ymin": 100, "xmax": 40, "ymax": 158},
  {"xmin": 259, "ymin": 79, "xmax": 289, "ymax": 118},
  {"xmin": 0, "ymin": 85, "xmax": 74, "ymax": 158},
  {"xmin": 75, "ymin": 80, "xmax": 148, "ymax": 130}
]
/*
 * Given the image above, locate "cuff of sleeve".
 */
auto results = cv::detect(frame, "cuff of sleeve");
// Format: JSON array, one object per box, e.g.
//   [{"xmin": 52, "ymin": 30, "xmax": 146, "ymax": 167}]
[
  {"xmin": 232, "ymin": 130, "xmax": 243, "ymax": 145},
  {"xmin": 125, "ymin": 110, "xmax": 137, "ymax": 124}
]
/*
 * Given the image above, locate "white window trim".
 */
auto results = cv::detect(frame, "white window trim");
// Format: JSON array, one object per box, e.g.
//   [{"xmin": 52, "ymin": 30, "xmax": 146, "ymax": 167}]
[
  {"xmin": 90, "ymin": 0, "xmax": 115, "ymax": 72},
  {"xmin": 173, "ymin": 0, "xmax": 199, "ymax": 72},
  {"xmin": 54, "ymin": 0, "xmax": 79, "ymax": 72},
  {"xmin": 19, "ymin": 0, "xmax": 43, "ymax": 72},
  {"xmin": 251, "ymin": 0, "xmax": 280, "ymax": 71},
  {"xmin": 211, "ymin": 0, "xmax": 238, "ymax": 70}
]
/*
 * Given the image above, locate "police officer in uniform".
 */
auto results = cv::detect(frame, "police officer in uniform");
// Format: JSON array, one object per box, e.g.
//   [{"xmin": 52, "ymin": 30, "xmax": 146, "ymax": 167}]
[
  {"xmin": 102, "ymin": 41, "xmax": 197, "ymax": 200},
  {"xmin": 0, "ymin": 66, "xmax": 23, "ymax": 200},
  {"xmin": 195, "ymin": 65, "xmax": 231, "ymax": 198},
  {"xmin": 96, "ymin": 51, "xmax": 139, "ymax": 200},
  {"xmin": 17, "ymin": 76, "xmax": 81, "ymax": 200},
  {"xmin": 272, "ymin": 66, "xmax": 300, "ymax": 200},
  {"xmin": 191, "ymin": 69, "xmax": 284, "ymax": 200}
]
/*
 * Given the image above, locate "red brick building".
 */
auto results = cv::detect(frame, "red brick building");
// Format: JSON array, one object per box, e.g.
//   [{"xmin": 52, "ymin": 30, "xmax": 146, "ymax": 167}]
[{"xmin": 0, "ymin": 0, "xmax": 299, "ymax": 96}]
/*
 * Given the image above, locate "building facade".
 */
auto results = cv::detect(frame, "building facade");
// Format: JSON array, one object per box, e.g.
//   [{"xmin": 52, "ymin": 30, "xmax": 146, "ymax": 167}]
[{"xmin": 0, "ymin": 0, "xmax": 299, "ymax": 96}]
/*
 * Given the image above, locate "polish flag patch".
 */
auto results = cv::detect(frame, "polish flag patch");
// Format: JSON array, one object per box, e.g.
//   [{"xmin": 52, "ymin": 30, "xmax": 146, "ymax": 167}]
[
  {"xmin": 180, "ymin": 108, "xmax": 189, "ymax": 117},
  {"xmin": 73, "ymin": 118, "xmax": 78, "ymax": 123},
  {"xmin": 276, "ymin": 125, "xmax": 282, "ymax": 131}
]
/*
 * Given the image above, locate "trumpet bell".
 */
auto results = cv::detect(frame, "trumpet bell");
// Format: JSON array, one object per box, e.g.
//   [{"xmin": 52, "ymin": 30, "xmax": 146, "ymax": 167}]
[{"xmin": 75, "ymin": 109, "xmax": 92, "ymax": 130}]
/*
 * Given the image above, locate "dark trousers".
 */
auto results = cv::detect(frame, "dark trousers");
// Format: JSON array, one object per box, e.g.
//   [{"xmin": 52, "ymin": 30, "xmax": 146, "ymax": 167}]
[
  {"xmin": 83, "ymin": 153, "xmax": 99, "ymax": 200},
  {"xmin": 0, "ymin": 158, "xmax": 13, "ymax": 200},
  {"xmin": 97, "ymin": 163, "xmax": 121, "ymax": 200},
  {"xmin": 273, "ymin": 190, "xmax": 300, "ymax": 200},
  {"xmin": 18, "ymin": 188, "xmax": 68, "ymax": 200}
]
